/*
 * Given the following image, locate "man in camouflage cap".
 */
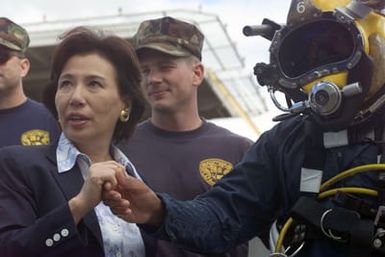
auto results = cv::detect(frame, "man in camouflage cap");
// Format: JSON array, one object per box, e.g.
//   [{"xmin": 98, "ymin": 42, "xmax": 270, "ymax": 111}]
[
  {"xmin": 133, "ymin": 16, "xmax": 204, "ymax": 60},
  {"xmin": 119, "ymin": 15, "xmax": 251, "ymax": 257},
  {"xmin": 0, "ymin": 17, "xmax": 59, "ymax": 147}
]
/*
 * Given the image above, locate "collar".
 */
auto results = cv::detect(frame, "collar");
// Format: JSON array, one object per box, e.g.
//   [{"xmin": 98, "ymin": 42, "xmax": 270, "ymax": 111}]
[{"xmin": 56, "ymin": 133, "xmax": 137, "ymax": 176}]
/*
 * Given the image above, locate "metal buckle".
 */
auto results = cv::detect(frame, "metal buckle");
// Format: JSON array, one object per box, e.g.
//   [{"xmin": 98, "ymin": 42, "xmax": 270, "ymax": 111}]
[{"xmin": 374, "ymin": 206, "xmax": 385, "ymax": 226}]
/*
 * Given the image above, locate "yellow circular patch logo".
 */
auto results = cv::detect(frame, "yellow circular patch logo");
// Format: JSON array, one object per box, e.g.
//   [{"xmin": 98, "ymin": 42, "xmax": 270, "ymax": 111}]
[
  {"xmin": 21, "ymin": 129, "xmax": 50, "ymax": 145},
  {"xmin": 199, "ymin": 158, "xmax": 233, "ymax": 186}
]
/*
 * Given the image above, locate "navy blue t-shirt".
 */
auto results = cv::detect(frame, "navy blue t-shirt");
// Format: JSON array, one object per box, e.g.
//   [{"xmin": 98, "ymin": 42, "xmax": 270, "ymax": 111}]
[
  {"xmin": 120, "ymin": 120, "xmax": 253, "ymax": 257},
  {"xmin": 0, "ymin": 99, "xmax": 60, "ymax": 147}
]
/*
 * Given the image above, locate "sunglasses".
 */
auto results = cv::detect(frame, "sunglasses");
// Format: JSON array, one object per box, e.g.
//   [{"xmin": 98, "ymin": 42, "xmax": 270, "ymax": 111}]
[{"xmin": 0, "ymin": 48, "xmax": 22, "ymax": 64}]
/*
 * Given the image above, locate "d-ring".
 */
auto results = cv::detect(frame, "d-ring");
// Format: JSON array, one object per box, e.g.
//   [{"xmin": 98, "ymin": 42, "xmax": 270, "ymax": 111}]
[
  {"xmin": 269, "ymin": 253, "xmax": 288, "ymax": 257},
  {"xmin": 285, "ymin": 241, "xmax": 305, "ymax": 257},
  {"xmin": 320, "ymin": 209, "xmax": 343, "ymax": 241}
]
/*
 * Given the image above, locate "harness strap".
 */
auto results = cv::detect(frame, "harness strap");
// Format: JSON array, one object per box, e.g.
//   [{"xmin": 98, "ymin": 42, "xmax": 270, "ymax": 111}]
[
  {"xmin": 333, "ymin": 192, "xmax": 378, "ymax": 219},
  {"xmin": 300, "ymin": 120, "xmax": 325, "ymax": 195},
  {"xmin": 292, "ymin": 119, "xmax": 385, "ymax": 255},
  {"xmin": 291, "ymin": 197, "xmax": 375, "ymax": 256}
]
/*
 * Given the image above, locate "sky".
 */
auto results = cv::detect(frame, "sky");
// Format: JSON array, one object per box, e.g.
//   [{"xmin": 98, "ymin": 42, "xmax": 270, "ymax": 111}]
[{"xmin": 2, "ymin": 0, "xmax": 291, "ymax": 138}]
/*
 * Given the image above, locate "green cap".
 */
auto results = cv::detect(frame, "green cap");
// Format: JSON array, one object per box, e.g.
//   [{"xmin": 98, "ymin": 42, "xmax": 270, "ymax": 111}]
[
  {"xmin": 0, "ymin": 17, "xmax": 30, "ymax": 53},
  {"xmin": 133, "ymin": 16, "xmax": 204, "ymax": 60}
]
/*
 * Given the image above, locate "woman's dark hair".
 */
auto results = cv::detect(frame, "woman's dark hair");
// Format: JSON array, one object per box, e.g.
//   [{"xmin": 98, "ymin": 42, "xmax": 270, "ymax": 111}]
[{"xmin": 43, "ymin": 26, "xmax": 145, "ymax": 143}]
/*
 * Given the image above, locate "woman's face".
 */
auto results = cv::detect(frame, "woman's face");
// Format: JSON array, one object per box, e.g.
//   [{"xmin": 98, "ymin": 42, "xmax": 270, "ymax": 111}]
[{"xmin": 55, "ymin": 52, "xmax": 126, "ymax": 147}]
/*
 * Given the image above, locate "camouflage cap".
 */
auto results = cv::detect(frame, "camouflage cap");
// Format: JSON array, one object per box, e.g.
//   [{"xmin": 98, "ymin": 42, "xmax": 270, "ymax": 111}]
[
  {"xmin": 133, "ymin": 16, "xmax": 204, "ymax": 60},
  {"xmin": 0, "ymin": 17, "xmax": 30, "ymax": 53}
]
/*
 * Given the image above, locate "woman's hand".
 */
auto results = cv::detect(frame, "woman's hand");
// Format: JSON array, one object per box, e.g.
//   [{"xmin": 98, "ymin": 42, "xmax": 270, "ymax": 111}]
[{"xmin": 69, "ymin": 161, "xmax": 125, "ymax": 224}]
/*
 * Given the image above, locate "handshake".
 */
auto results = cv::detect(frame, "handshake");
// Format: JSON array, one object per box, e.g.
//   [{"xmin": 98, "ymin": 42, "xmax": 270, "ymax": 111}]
[{"xmin": 68, "ymin": 160, "xmax": 164, "ymax": 227}]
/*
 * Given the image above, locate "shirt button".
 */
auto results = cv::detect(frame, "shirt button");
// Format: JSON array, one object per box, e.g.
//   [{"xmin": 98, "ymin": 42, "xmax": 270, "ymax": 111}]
[
  {"xmin": 45, "ymin": 238, "xmax": 54, "ymax": 247},
  {"xmin": 61, "ymin": 228, "xmax": 69, "ymax": 237},
  {"xmin": 53, "ymin": 233, "xmax": 61, "ymax": 241}
]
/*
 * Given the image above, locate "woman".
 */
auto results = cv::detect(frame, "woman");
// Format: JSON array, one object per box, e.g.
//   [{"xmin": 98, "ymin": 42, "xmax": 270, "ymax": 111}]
[{"xmin": 0, "ymin": 27, "xmax": 151, "ymax": 257}]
